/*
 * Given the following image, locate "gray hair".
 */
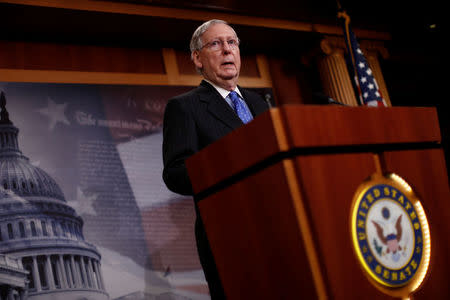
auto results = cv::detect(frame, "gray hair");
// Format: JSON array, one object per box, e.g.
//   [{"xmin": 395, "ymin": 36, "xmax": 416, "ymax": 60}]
[{"xmin": 190, "ymin": 19, "xmax": 236, "ymax": 53}]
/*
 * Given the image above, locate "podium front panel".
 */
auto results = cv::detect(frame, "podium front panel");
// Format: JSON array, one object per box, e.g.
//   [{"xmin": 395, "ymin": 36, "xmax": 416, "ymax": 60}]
[
  {"xmin": 292, "ymin": 152, "xmax": 388, "ymax": 299},
  {"xmin": 198, "ymin": 160, "xmax": 318, "ymax": 299}
]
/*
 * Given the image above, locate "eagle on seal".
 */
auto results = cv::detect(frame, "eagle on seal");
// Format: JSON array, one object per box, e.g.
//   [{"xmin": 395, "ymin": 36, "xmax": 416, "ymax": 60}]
[{"xmin": 372, "ymin": 215, "xmax": 403, "ymax": 255}]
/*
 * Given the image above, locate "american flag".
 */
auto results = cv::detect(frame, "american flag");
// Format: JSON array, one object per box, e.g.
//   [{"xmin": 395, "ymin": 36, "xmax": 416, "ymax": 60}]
[{"xmin": 339, "ymin": 10, "xmax": 387, "ymax": 107}]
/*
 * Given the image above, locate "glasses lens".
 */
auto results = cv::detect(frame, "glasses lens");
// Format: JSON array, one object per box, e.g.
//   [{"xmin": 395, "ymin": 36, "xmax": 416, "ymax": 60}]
[
  {"xmin": 204, "ymin": 39, "xmax": 239, "ymax": 51},
  {"xmin": 209, "ymin": 40, "xmax": 220, "ymax": 51},
  {"xmin": 228, "ymin": 39, "xmax": 238, "ymax": 49}
]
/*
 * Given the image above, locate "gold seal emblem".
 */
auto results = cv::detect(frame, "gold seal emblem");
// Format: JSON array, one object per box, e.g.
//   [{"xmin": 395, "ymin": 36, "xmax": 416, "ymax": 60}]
[{"xmin": 350, "ymin": 173, "xmax": 431, "ymax": 298}]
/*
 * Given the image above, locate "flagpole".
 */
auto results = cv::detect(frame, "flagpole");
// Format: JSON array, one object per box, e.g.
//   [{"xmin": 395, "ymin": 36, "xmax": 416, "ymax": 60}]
[{"xmin": 336, "ymin": 2, "xmax": 363, "ymax": 105}]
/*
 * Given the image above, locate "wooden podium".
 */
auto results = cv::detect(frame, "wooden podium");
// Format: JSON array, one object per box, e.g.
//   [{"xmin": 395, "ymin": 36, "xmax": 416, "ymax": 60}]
[{"xmin": 185, "ymin": 105, "xmax": 450, "ymax": 299}]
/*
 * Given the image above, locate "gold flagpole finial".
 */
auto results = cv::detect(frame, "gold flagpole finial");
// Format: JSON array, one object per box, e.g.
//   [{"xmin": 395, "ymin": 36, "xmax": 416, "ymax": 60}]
[{"xmin": 336, "ymin": 0, "xmax": 350, "ymax": 23}]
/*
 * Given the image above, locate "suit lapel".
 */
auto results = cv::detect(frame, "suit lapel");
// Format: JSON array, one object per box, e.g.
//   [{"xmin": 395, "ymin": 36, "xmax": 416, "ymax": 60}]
[{"xmin": 198, "ymin": 81, "xmax": 243, "ymax": 130}]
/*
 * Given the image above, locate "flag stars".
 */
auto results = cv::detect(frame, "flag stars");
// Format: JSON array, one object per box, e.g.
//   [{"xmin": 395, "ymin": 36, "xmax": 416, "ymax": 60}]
[
  {"xmin": 366, "ymin": 69, "xmax": 373, "ymax": 75},
  {"xmin": 361, "ymin": 77, "xmax": 367, "ymax": 83},
  {"xmin": 368, "ymin": 83, "xmax": 374, "ymax": 90},
  {"xmin": 37, "ymin": 97, "xmax": 70, "ymax": 131},
  {"xmin": 358, "ymin": 62, "xmax": 365, "ymax": 69},
  {"xmin": 69, "ymin": 187, "xmax": 98, "ymax": 216}
]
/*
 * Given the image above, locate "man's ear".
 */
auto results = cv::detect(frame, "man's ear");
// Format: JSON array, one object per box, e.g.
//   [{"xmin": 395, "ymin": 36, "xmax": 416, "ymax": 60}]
[{"xmin": 192, "ymin": 51, "xmax": 203, "ymax": 70}]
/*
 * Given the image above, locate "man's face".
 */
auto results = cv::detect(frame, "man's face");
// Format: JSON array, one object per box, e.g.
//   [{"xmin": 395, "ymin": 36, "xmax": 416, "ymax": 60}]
[{"xmin": 192, "ymin": 23, "xmax": 241, "ymax": 90}]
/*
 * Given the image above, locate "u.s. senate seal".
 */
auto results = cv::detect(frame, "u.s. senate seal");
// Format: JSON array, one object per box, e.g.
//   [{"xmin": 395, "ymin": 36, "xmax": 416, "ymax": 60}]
[{"xmin": 350, "ymin": 173, "xmax": 431, "ymax": 297}]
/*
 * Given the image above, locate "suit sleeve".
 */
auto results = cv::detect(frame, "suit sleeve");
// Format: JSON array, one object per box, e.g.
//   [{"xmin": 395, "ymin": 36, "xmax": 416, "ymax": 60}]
[{"xmin": 162, "ymin": 98, "xmax": 198, "ymax": 196}]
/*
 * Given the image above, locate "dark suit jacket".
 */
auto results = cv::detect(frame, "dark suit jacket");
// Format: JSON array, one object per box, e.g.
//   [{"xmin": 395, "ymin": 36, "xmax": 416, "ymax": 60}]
[
  {"xmin": 162, "ymin": 80, "xmax": 269, "ymax": 296},
  {"xmin": 162, "ymin": 80, "xmax": 269, "ymax": 195}
]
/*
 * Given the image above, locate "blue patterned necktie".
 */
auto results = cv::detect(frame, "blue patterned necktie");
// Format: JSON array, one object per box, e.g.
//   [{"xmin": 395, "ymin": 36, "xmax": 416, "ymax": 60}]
[{"xmin": 229, "ymin": 91, "xmax": 253, "ymax": 124}]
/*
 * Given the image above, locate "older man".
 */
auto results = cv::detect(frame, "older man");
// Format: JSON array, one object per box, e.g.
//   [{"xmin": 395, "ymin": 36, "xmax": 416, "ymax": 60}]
[{"xmin": 162, "ymin": 19, "xmax": 269, "ymax": 299}]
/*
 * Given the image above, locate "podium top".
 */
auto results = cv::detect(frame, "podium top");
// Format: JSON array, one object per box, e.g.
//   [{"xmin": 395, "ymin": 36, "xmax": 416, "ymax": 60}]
[{"xmin": 186, "ymin": 105, "xmax": 441, "ymax": 195}]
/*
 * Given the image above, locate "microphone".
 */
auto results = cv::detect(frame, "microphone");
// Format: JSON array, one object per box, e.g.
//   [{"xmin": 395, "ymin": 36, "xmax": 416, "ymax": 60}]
[
  {"xmin": 327, "ymin": 97, "xmax": 348, "ymax": 106},
  {"xmin": 264, "ymin": 93, "xmax": 273, "ymax": 108},
  {"xmin": 312, "ymin": 92, "xmax": 349, "ymax": 107}
]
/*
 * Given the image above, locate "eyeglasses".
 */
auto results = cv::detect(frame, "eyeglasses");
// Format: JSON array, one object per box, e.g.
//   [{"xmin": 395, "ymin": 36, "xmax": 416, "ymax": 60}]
[{"xmin": 201, "ymin": 38, "xmax": 240, "ymax": 52}]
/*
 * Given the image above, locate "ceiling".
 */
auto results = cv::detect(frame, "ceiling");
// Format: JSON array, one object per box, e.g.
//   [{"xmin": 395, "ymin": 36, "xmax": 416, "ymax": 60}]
[
  {"xmin": 0, "ymin": 0, "xmax": 444, "ymax": 58},
  {"xmin": 106, "ymin": 0, "xmax": 444, "ymax": 33}
]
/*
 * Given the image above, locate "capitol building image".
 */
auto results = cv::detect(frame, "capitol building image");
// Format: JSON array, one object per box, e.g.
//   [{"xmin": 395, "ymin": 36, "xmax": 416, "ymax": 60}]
[{"xmin": 0, "ymin": 92, "xmax": 109, "ymax": 300}]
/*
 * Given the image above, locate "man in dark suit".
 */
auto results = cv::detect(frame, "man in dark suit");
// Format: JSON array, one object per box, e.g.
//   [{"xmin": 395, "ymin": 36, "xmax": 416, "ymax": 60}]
[{"xmin": 162, "ymin": 19, "xmax": 269, "ymax": 299}]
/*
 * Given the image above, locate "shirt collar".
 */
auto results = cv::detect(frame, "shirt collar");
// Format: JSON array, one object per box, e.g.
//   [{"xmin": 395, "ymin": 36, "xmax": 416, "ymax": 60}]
[{"xmin": 204, "ymin": 79, "xmax": 243, "ymax": 99}]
